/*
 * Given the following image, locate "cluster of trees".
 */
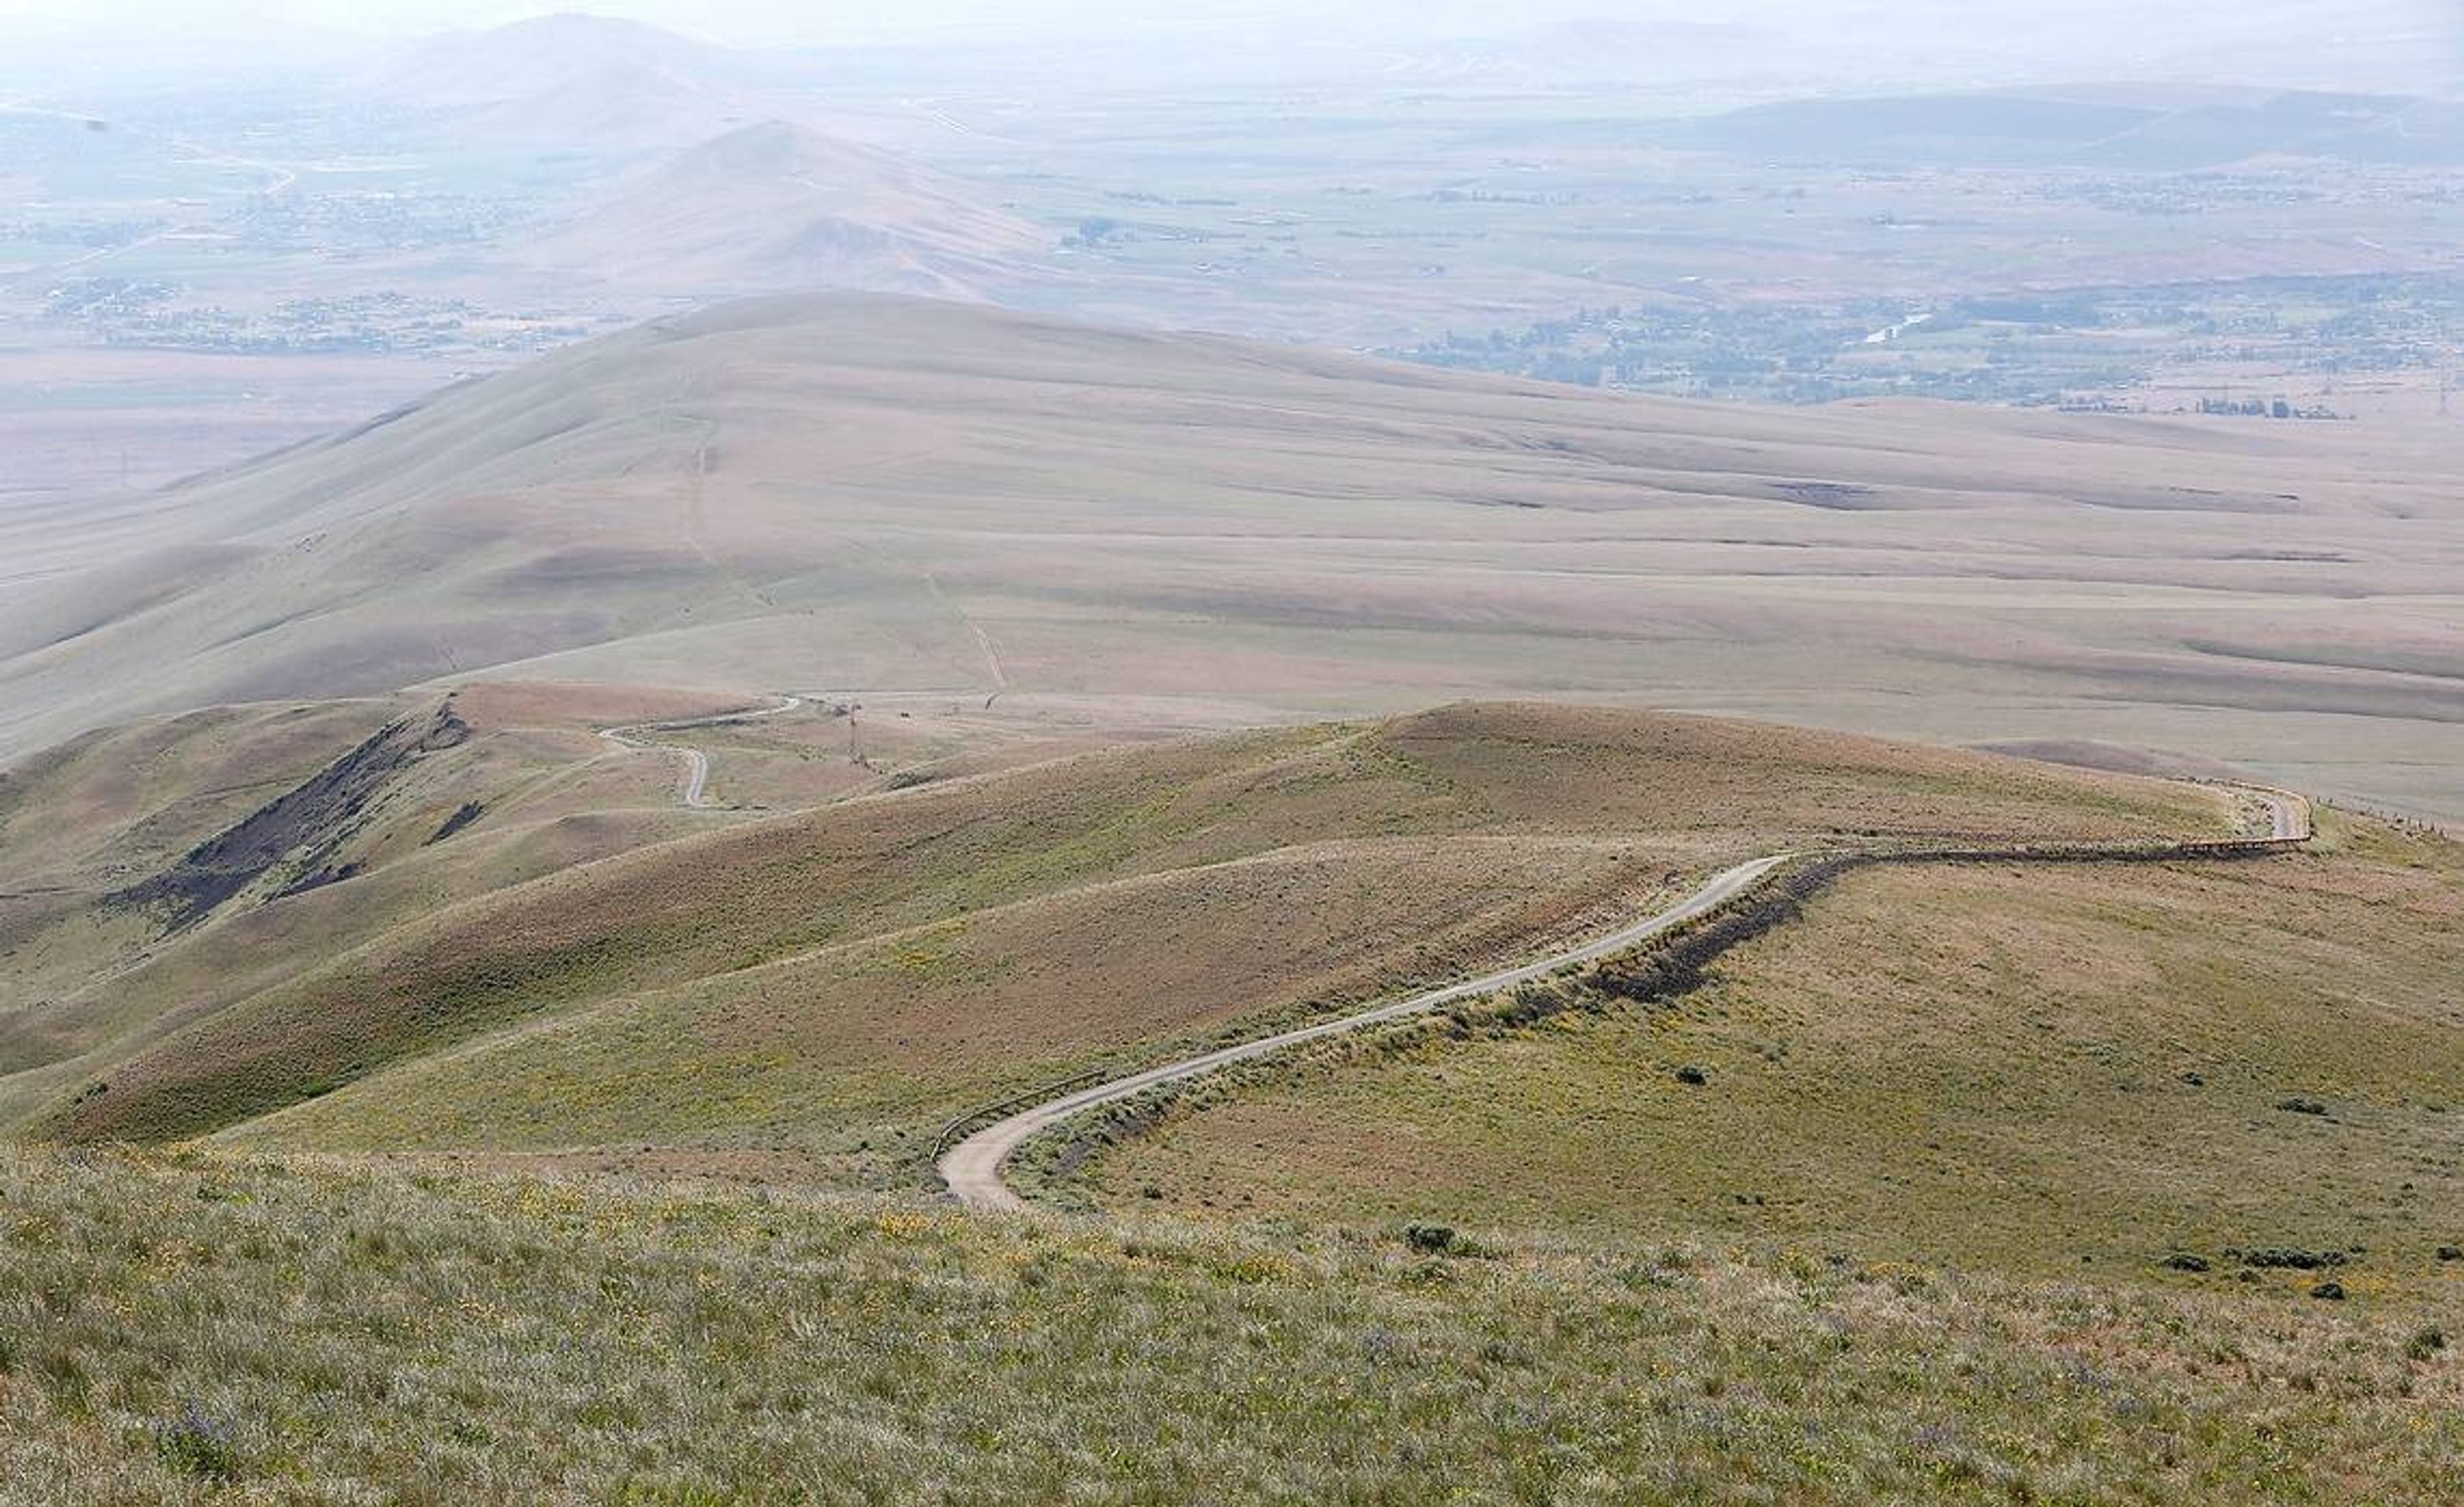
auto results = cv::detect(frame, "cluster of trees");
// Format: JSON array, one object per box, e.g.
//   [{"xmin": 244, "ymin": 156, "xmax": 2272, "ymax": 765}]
[{"xmin": 2196, "ymin": 395, "xmax": 2341, "ymax": 420}]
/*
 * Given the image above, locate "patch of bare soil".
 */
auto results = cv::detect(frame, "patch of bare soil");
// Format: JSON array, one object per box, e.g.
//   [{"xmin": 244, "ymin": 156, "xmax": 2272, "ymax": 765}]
[{"xmin": 110, "ymin": 702, "xmax": 470, "ymax": 928}]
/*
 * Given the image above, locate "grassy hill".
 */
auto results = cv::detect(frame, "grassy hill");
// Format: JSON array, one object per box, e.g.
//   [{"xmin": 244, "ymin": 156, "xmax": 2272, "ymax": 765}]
[
  {"xmin": 0, "ymin": 678, "xmax": 1109, "ymax": 1128},
  {"xmin": 2, "ymin": 701, "xmax": 2225, "ymax": 1165},
  {"xmin": 461, "ymin": 61, "xmax": 767, "ymax": 151},
  {"xmin": 0, "ymin": 295, "xmax": 2454, "ymax": 820},
  {"xmin": 1081, "ymin": 811, "xmax": 2464, "ymax": 1295},
  {"xmin": 4, "ymin": 693, "xmax": 2454, "ymax": 1501}
]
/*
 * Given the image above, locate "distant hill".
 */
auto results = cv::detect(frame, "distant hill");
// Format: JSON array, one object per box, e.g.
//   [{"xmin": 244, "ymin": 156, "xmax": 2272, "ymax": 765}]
[
  {"xmin": 368, "ymin": 12, "xmax": 734, "ymax": 108},
  {"xmin": 0, "ymin": 293, "xmax": 2454, "ymax": 818},
  {"xmin": 1660, "ymin": 86, "xmax": 2464, "ymax": 169},
  {"xmin": 523, "ymin": 121, "xmax": 1048, "ymax": 295},
  {"xmin": 458, "ymin": 59, "xmax": 767, "ymax": 150}
]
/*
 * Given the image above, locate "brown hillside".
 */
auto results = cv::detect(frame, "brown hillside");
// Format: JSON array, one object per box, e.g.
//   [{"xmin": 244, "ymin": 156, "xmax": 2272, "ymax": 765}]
[
  {"xmin": 526, "ymin": 122, "xmax": 1047, "ymax": 295},
  {"xmin": 368, "ymin": 13, "xmax": 732, "ymax": 107},
  {"xmin": 10, "ymin": 701, "xmax": 2225, "ymax": 1154},
  {"xmin": 462, "ymin": 61, "xmax": 767, "ymax": 150},
  {"xmin": 0, "ymin": 294, "xmax": 2453, "ymax": 818}
]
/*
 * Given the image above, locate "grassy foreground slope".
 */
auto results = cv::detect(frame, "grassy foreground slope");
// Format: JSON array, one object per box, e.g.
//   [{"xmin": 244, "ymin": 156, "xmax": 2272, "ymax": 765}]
[
  {"xmin": 1084, "ymin": 813, "xmax": 2464, "ymax": 1293},
  {"xmin": 13, "ymin": 703, "xmax": 2226, "ymax": 1164},
  {"xmin": 1, "ymin": 1148, "xmax": 2455, "ymax": 1504}
]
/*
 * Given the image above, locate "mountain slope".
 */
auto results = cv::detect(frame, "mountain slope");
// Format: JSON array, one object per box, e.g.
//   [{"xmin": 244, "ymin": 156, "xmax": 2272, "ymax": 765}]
[
  {"xmin": 5, "ymin": 700, "xmax": 2228, "ymax": 1155},
  {"xmin": 9, "ymin": 1140, "xmax": 2451, "ymax": 1501},
  {"xmin": 0, "ymin": 293, "xmax": 2456, "ymax": 818},
  {"xmin": 459, "ymin": 60, "xmax": 766, "ymax": 150},
  {"xmin": 525, "ymin": 121, "xmax": 1047, "ymax": 295},
  {"xmin": 368, "ymin": 12, "xmax": 733, "ymax": 107}
]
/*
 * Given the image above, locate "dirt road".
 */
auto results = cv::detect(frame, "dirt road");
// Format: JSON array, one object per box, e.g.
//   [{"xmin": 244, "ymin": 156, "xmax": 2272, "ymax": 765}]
[
  {"xmin": 937, "ymin": 780, "xmax": 2314, "ymax": 1211},
  {"xmin": 2258, "ymin": 788, "xmax": 2310, "ymax": 841},
  {"xmin": 599, "ymin": 694, "xmax": 801, "ymax": 808},
  {"xmin": 937, "ymin": 854, "xmax": 1792, "ymax": 1211}
]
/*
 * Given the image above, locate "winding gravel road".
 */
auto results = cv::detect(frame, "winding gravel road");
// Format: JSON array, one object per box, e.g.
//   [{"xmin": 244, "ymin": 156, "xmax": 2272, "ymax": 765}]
[
  {"xmin": 937, "ymin": 782, "xmax": 2313, "ymax": 1212},
  {"xmin": 599, "ymin": 695, "xmax": 801, "ymax": 808},
  {"xmin": 938, "ymin": 854, "xmax": 1792, "ymax": 1211}
]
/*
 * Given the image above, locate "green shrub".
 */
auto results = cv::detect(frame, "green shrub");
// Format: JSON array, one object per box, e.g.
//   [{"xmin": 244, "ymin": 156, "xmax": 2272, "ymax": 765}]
[
  {"xmin": 155, "ymin": 1402, "xmax": 241, "ymax": 1483},
  {"xmin": 1404, "ymin": 1223, "xmax": 1458, "ymax": 1255},
  {"xmin": 2229, "ymin": 1246, "xmax": 2347, "ymax": 1271}
]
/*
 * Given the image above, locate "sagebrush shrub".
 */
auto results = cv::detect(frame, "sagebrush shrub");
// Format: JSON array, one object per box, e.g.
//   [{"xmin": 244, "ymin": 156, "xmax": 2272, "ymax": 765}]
[{"xmin": 156, "ymin": 1402, "xmax": 241, "ymax": 1483}]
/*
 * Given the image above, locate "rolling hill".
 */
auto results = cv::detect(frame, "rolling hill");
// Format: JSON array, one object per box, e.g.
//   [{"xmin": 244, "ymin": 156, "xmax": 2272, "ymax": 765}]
[
  {"xmin": 1089, "ymin": 808, "xmax": 2463, "ymax": 1287},
  {"xmin": 3, "ymin": 300, "xmax": 2456, "ymax": 1503},
  {"xmin": 0, "ymin": 293, "xmax": 2455, "ymax": 820},
  {"xmin": 3, "ymin": 682, "xmax": 2452, "ymax": 1500},
  {"xmin": 524, "ymin": 122, "xmax": 1048, "ymax": 296},
  {"xmin": 458, "ymin": 60, "xmax": 769, "ymax": 151},
  {"xmin": 0, "ymin": 696, "xmax": 2225, "ymax": 1151},
  {"xmin": 366, "ymin": 12, "xmax": 737, "ymax": 108},
  {"xmin": 10, "ymin": 17, "xmax": 2464, "ymax": 1501}
]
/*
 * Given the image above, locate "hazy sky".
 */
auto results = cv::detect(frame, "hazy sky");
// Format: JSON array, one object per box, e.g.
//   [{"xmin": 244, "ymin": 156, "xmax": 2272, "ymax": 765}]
[
  {"xmin": 12, "ymin": 0, "xmax": 1519, "ymax": 44},
  {"xmin": 0, "ymin": 0, "xmax": 2452, "ymax": 91},
  {"xmin": 0, "ymin": 0, "xmax": 2438, "ymax": 47},
  {"xmin": 4, "ymin": 1, "xmax": 1682, "ymax": 46}
]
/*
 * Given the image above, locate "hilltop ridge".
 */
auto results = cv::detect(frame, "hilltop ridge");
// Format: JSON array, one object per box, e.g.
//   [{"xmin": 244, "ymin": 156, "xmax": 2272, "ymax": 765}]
[
  {"xmin": 0, "ymin": 293, "xmax": 2456, "ymax": 818},
  {"xmin": 527, "ymin": 122, "xmax": 1048, "ymax": 295}
]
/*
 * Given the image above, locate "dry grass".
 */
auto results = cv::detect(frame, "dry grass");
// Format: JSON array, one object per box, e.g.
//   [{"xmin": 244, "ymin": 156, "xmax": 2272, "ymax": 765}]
[
  {"xmin": 0, "ymin": 679, "xmax": 1074, "ymax": 1126},
  {"xmin": 1, "ymin": 696, "xmax": 2450, "ymax": 1501},
  {"xmin": 1376, "ymin": 702, "xmax": 2228, "ymax": 844},
  {"xmin": 0, "ymin": 700, "xmax": 400, "ymax": 888},
  {"xmin": 219, "ymin": 834, "xmax": 1686, "ymax": 1171},
  {"xmin": 1086, "ymin": 814, "xmax": 2464, "ymax": 1295},
  {"xmin": 3, "ymin": 295, "xmax": 2457, "ymax": 821},
  {"xmin": 0, "ymin": 685, "xmax": 746, "ymax": 1125},
  {"xmin": 12, "ymin": 702, "xmax": 2220, "ymax": 1152},
  {"xmin": 0, "ymin": 1145, "xmax": 2455, "ymax": 1504}
]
